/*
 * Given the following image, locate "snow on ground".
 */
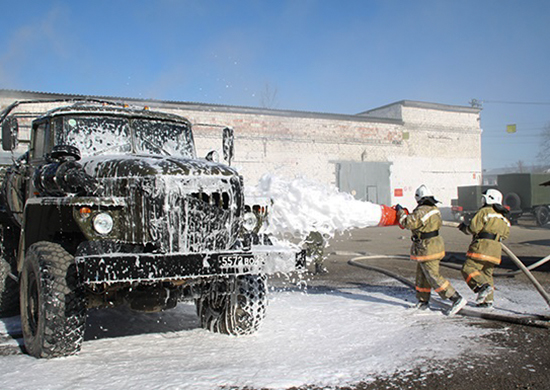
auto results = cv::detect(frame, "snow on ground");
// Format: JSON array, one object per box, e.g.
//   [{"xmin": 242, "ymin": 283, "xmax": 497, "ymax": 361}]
[{"xmin": 1, "ymin": 278, "xmax": 548, "ymax": 390}]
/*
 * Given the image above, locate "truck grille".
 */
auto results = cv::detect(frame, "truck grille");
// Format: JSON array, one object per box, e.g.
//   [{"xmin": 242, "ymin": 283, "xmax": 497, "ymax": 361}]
[
  {"xmin": 101, "ymin": 175, "xmax": 243, "ymax": 253},
  {"xmin": 144, "ymin": 176, "xmax": 240, "ymax": 253}
]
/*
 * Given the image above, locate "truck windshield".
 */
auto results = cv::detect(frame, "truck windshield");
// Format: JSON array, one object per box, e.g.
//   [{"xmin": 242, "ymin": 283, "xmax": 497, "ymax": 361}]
[{"xmin": 56, "ymin": 115, "xmax": 195, "ymax": 158}]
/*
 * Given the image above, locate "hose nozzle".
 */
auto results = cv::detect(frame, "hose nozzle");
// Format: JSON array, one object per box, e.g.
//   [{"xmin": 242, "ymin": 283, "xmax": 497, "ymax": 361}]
[{"xmin": 378, "ymin": 204, "xmax": 399, "ymax": 226}]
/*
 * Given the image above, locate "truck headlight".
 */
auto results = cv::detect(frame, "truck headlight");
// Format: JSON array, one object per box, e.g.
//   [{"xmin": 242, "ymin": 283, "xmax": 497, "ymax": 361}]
[
  {"xmin": 243, "ymin": 212, "xmax": 258, "ymax": 232},
  {"xmin": 93, "ymin": 213, "xmax": 114, "ymax": 235}
]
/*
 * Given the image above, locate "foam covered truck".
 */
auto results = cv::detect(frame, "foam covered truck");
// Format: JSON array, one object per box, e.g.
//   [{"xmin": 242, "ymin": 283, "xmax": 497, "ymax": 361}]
[{"xmin": 0, "ymin": 99, "xmax": 300, "ymax": 358}]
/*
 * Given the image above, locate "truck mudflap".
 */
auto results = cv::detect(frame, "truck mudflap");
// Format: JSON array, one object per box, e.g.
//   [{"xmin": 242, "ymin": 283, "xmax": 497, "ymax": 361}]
[{"xmin": 75, "ymin": 241, "xmax": 303, "ymax": 284}]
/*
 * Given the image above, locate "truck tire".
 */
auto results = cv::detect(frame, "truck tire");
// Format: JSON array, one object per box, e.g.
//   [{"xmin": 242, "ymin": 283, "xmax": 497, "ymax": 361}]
[
  {"xmin": 197, "ymin": 274, "xmax": 267, "ymax": 336},
  {"xmin": 20, "ymin": 242, "xmax": 86, "ymax": 358},
  {"xmin": 0, "ymin": 225, "xmax": 19, "ymax": 317},
  {"xmin": 503, "ymin": 192, "xmax": 521, "ymax": 211},
  {"xmin": 535, "ymin": 206, "xmax": 550, "ymax": 227}
]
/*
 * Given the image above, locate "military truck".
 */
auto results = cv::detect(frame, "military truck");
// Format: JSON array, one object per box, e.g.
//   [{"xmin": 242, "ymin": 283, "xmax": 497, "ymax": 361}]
[
  {"xmin": 451, "ymin": 173, "xmax": 550, "ymax": 227},
  {"xmin": 0, "ymin": 99, "xmax": 299, "ymax": 358},
  {"xmin": 498, "ymin": 173, "xmax": 550, "ymax": 227},
  {"xmin": 451, "ymin": 185, "xmax": 520, "ymax": 224},
  {"xmin": 451, "ymin": 185, "xmax": 494, "ymax": 222}
]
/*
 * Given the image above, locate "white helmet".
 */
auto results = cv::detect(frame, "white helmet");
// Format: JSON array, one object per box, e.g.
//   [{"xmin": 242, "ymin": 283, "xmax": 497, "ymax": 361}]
[
  {"xmin": 415, "ymin": 185, "xmax": 433, "ymax": 203},
  {"xmin": 482, "ymin": 189, "xmax": 502, "ymax": 206}
]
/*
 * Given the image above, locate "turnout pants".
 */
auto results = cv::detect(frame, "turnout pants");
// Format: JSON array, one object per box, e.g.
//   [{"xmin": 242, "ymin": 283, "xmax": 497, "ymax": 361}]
[
  {"xmin": 461, "ymin": 257, "xmax": 495, "ymax": 302},
  {"xmin": 415, "ymin": 260, "xmax": 456, "ymax": 302}
]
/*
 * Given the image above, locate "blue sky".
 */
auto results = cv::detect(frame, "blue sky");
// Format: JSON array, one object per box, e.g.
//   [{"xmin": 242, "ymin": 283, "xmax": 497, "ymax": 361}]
[{"xmin": 0, "ymin": 0, "xmax": 548, "ymax": 170}]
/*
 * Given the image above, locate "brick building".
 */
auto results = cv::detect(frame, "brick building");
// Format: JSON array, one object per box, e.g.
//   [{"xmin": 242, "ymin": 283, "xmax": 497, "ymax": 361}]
[{"xmin": 0, "ymin": 89, "xmax": 481, "ymax": 212}]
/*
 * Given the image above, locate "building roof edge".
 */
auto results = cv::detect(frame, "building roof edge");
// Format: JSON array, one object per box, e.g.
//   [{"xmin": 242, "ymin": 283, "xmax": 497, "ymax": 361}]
[
  {"xmin": 358, "ymin": 99, "xmax": 481, "ymax": 115},
  {"xmin": 0, "ymin": 89, "xmax": 403, "ymax": 125}
]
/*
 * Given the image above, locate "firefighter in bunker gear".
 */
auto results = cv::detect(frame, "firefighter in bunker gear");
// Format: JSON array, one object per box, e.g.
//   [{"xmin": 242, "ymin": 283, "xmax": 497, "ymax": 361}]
[
  {"xmin": 304, "ymin": 231, "xmax": 327, "ymax": 274},
  {"xmin": 459, "ymin": 189, "xmax": 510, "ymax": 307},
  {"xmin": 396, "ymin": 185, "xmax": 467, "ymax": 316}
]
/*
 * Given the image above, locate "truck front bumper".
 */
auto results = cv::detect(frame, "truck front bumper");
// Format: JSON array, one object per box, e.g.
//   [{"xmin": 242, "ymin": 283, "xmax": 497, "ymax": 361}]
[{"xmin": 75, "ymin": 242, "xmax": 304, "ymax": 284}]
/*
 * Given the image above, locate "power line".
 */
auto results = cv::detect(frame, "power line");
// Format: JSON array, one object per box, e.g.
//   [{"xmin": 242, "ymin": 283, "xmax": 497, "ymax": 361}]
[
  {"xmin": 485, "ymin": 100, "xmax": 550, "ymax": 105},
  {"xmin": 482, "ymin": 99, "xmax": 550, "ymax": 106},
  {"xmin": 483, "ymin": 129, "xmax": 544, "ymax": 135},
  {"xmin": 483, "ymin": 134, "xmax": 540, "ymax": 138},
  {"xmin": 484, "ymin": 140, "xmax": 539, "ymax": 145}
]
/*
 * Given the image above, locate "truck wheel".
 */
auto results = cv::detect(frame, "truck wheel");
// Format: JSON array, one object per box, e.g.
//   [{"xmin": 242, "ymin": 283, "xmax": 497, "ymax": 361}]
[
  {"xmin": 197, "ymin": 274, "xmax": 267, "ymax": 336},
  {"xmin": 20, "ymin": 242, "xmax": 86, "ymax": 358},
  {"xmin": 0, "ymin": 225, "xmax": 19, "ymax": 317},
  {"xmin": 535, "ymin": 206, "xmax": 550, "ymax": 227},
  {"xmin": 503, "ymin": 192, "xmax": 521, "ymax": 211}
]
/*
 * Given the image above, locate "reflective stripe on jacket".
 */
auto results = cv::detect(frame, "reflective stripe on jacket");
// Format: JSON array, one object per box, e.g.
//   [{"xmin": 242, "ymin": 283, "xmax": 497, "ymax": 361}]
[
  {"xmin": 466, "ymin": 206, "xmax": 510, "ymax": 265},
  {"xmin": 398, "ymin": 204, "xmax": 445, "ymax": 262}
]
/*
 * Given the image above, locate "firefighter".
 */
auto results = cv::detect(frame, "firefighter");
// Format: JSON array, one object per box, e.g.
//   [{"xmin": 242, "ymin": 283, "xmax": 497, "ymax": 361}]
[
  {"xmin": 303, "ymin": 231, "xmax": 327, "ymax": 274},
  {"xmin": 458, "ymin": 189, "xmax": 510, "ymax": 308},
  {"xmin": 396, "ymin": 185, "xmax": 467, "ymax": 316}
]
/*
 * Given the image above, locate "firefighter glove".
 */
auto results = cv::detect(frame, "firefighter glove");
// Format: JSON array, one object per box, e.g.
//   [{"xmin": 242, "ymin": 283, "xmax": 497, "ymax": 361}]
[{"xmin": 458, "ymin": 222, "xmax": 470, "ymax": 235}]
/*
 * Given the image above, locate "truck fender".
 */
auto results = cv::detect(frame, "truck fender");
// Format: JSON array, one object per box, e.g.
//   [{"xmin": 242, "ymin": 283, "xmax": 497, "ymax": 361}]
[{"xmin": 17, "ymin": 201, "xmax": 82, "ymax": 271}]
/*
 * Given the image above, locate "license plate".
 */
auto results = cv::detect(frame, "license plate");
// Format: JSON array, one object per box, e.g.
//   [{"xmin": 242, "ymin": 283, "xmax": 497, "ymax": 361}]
[{"xmin": 218, "ymin": 254, "xmax": 257, "ymax": 269}]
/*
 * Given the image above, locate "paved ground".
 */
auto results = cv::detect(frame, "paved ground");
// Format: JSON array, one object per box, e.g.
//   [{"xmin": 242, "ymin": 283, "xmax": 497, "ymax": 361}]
[
  {"xmin": 1, "ymin": 216, "xmax": 547, "ymax": 389},
  {"xmin": 295, "ymin": 216, "xmax": 550, "ymax": 390}
]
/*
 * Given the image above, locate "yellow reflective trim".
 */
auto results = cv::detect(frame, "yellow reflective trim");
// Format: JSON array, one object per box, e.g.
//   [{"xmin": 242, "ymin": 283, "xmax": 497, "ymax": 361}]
[
  {"xmin": 416, "ymin": 286, "xmax": 431, "ymax": 293},
  {"xmin": 483, "ymin": 213, "xmax": 511, "ymax": 227},
  {"xmin": 411, "ymin": 251, "xmax": 445, "ymax": 262},
  {"xmin": 465, "ymin": 271, "xmax": 481, "ymax": 284},
  {"xmin": 435, "ymin": 280, "xmax": 450, "ymax": 293},
  {"xmin": 421, "ymin": 209, "xmax": 440, "ymax": 224},
  {"xmin": 467, "ymin": 252, "xmax": 501, "ymax": 264}
]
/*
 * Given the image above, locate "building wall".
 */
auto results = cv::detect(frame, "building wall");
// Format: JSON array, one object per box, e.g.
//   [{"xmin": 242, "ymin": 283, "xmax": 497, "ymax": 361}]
[
  {"xmin": 0, "ymin": 90, "xmax": 482, "ymax": 211},
  {"xmin": 163, "ymin": 109, "xmax": 403, "ymax": 186},
  {"xmin": 364, "ymin": 102, "xmax": 482, "ymax": 210}
]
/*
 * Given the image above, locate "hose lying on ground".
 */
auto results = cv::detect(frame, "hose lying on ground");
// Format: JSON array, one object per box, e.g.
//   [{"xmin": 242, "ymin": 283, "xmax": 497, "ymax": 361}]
[
  {"xmin": 348, "ymin": 255, "xmax": 550, "ymax": 329},
  {"xmin": 500, "ymin": 244, "xmax": 550, "ymax": 308},
  {"xmin": 441, "ymin": 220, "xmax": 550, "ymax": 309}
]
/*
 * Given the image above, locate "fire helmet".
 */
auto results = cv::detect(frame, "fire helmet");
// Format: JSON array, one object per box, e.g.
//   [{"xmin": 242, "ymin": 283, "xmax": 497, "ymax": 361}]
[
  {"xmin": 482, "ymin": 189, "xmax": 503, "ymax": 206},
  {"xmin": 415, "ymin": 185, "xmax": 434, "ymax": 203}
]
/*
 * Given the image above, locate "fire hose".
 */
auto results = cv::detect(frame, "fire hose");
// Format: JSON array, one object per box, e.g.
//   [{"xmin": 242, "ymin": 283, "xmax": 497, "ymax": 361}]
[
  {"xmin": 441, "ymin": 220, "xmax": 550, "ymax": 308},
  {"xmin": 347, "ymin": 219, "xmax": 550, "ymax": 328},
  {"xmin": 348, "ymin": 255, "xmax": 550, "ymax": 328},
  {"xmin": 354, "ymin": 210, "xmax": 550, "ymax": 328},
  {"xmin": 349, "ymin": 205, "xmax": 550, "ymax": 327}
]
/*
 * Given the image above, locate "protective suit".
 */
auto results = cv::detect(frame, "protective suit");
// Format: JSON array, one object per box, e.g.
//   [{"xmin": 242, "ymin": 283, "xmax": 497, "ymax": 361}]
[
  {"xmin": 304, "ymin": 231, "xmax": 327, "ymax": 274},
  {"xmin": 459, "ymin": 189, "xmax": 510, "ymax": 307},
  {"xmin": 397, "ymin": 185, "xmax": 466, "ymax": 315}
]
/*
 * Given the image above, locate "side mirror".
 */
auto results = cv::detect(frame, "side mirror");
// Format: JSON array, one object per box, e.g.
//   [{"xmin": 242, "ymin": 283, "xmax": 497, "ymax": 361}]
[
  {"xmin": 222, "ymin": 127, "xmax": 234, "ymax": 166},
  {"xmin": 2, "ymin": 116, "xmax": 19, "ymax": 151}
]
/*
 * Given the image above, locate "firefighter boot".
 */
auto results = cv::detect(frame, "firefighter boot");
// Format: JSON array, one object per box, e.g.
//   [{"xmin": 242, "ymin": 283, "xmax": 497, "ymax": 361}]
[
  {"xmin": 446, "ymin": 293, "xmax": 467, "ymax": 316},
  {"xmin": 475, "ymin": 283, "xmax": 493, "ymax": 304},
  {"xmin": 476, "ymin": 301, "xmax": 494, "ymax": 309},
  {"xmin": 315, "ymin": 263, "xmax": 328, "ymax": 275},
  {"xmin": 413, "ymin": 301, "xmax": 430, "ymax": 311}
]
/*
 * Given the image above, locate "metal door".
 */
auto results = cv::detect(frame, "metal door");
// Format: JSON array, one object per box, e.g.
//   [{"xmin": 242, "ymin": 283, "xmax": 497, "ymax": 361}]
[{"xmin": 336, "ymin": 161, "xmax": 391, "ymax": 205}]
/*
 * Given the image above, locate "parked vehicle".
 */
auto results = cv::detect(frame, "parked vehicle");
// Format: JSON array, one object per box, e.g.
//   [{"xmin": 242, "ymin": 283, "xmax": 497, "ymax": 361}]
[
  {"xmin": 452, "ymin": 173, "xmax": 550, "ymax": 227},
  {"xmin": 0, "ymin": 99, "xmax": 300, "ymax": 358},
  {"xmin": 498, "ymin": 173, "xmax": 550, "ymax": 227},
  {"xmin": 451, "ymin": 185, "xmax": 520, "ymax": 224}
]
